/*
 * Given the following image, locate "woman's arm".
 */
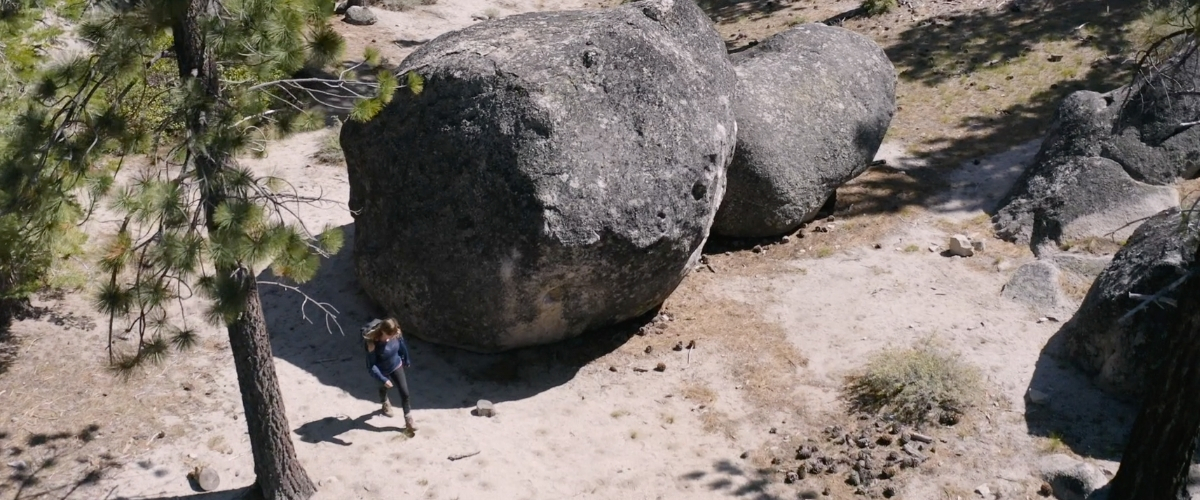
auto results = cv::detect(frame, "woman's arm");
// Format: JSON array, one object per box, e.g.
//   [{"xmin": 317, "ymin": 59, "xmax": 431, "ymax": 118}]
[
  {"xmin": 398, "ymin": 338, "xmax": 411, "ymax": 368},
  {"xmin": 366, "ymin": 345, "xmax": 388, "ymax": 382}
]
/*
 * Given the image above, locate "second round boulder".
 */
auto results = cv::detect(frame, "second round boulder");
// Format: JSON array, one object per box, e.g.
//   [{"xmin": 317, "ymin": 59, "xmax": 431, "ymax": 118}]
[{"xmin": 712, "ymin": 24, "xmax": 896, "ymax": 238}]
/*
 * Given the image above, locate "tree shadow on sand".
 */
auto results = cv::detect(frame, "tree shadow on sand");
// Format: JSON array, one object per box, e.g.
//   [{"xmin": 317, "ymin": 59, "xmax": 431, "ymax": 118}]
[
  {"xmin": 1, "ymin": 424, "xmax": 125, "ymax": 500},
  {"xmin": 696, "ymin": 0, "xmax": 792, "ymax": 26},
  {"xmin": 261, "ymin": 224, "xmax": 648, "ymax": 412},
  {"xmin": 678, "ymin": 459, "xmax": 786, "ymax": 500}
]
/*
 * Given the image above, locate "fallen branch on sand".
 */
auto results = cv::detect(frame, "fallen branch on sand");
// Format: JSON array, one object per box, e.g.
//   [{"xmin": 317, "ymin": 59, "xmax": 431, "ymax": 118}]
[{"xmin": 448, "ymin": 451, "xmax": 480, "ymax": 461}]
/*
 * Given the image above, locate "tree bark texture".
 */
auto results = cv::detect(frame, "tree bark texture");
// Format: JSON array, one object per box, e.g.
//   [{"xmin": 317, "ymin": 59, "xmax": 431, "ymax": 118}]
[
  {"xmin": 1107, "ymin": 245, "xmax": 1200, "ymax": 500},
  {"xmin": 170, "ymin": 1, "xmax": 316, "ymax": 498},
  {"xmin": 225, "ymin": 271, "xmax": 317, "ymax": 500}
]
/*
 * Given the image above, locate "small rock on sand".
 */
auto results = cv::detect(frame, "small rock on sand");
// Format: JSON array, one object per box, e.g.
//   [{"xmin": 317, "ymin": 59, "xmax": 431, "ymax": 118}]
[
  {"xmin": 948, "ymin": 234, "xmax": 974, "ymax": 257},
  {"xmin": 194, "ymin": 467, "xmax": 220, "ymax": 492},
  {"xmin": 475, "ymin": 400, "xmax": 495, "ymax": 417}
]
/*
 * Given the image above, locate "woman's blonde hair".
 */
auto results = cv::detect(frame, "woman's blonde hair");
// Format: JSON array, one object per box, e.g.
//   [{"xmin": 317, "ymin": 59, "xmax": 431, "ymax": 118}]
[{"xmin": 364, "ymin": 318, "xmax": 401, "ymax": 352}]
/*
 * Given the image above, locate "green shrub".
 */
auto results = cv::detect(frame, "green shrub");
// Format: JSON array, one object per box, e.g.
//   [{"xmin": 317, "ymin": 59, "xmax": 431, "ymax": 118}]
[
  {"xmin": 862, "ymin": 0, "xmax": 897, "ymax": 16},
  {"xmin": 843, "ymin": 339, "xmax": 982, "ymax": 424}
]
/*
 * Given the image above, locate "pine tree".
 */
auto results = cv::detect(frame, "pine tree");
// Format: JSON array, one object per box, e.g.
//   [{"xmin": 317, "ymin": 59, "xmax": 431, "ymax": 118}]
[
  {"xmin": 1, "ymin": 0, "xmax": 404, "ymax": 498},
  {"xmin": 0, "ymin": 0, "xmax": 92, "ymax": 327}
]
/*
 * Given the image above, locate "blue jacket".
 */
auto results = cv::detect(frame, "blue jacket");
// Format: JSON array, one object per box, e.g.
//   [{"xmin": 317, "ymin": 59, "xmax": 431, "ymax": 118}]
[{"xmin": 366, "ymin": 337, "xmax": 411, "ymax": 383}]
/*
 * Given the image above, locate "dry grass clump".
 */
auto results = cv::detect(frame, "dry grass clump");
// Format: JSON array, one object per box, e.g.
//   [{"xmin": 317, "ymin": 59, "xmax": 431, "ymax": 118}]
[
  {"xmin": 843, "ymin": 340, "xmax": 982, "ymax": 424},
  {"xmin": 861, "ymin": 0, "xmax": 897, "ymax": 16},
  {"xmin": 310, "ymin": 128, "xmax": 345, "ymax": 166},
  {"xmin": 1058, "ymin": 236, "xmax": 1124, "ymax": 255},
  {"xmin": 378, "ymin": 0, "xmax": 421, "ymax": 11}
]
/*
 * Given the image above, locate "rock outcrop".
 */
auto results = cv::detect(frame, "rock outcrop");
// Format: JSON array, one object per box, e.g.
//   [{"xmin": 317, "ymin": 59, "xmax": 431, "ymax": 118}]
[
  {"xmin": 342, "ymin": 0, "xmax": 736, "ymax": 352},
  {"xmin": 1060, "ymin": 209, "xmax": 1199, "ymax": 397},
  {"xmin": 994, "ymin": 42, "xmax": 1200, "ymax": 251}
]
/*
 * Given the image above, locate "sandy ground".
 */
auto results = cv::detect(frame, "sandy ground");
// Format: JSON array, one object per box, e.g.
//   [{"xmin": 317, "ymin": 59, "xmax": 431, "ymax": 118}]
[
  {"xmin": 0, "ymin": 1, "xmax": 1150, "ymax": 500},
  {"xmin": 0, "ymin": 131, "xmax": 1140, "ymax": 499}
]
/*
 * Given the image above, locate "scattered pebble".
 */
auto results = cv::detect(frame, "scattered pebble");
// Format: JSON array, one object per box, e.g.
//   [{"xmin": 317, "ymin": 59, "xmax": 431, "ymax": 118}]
[
  {"xmin": 192, "ymin": 467, "xmax": 220, "ymax": 492},
  {"xmin": 1026, "ymin": 388, "xmax": 1050, "ymax": 405},
  {"xmin": 474, "ymin": 400, "xmax": 496, "ymax": 417}
]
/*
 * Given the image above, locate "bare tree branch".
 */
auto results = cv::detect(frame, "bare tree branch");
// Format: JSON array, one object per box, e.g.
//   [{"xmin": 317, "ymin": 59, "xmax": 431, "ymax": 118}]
[
  {"xmin": 1120, "ymin": 269, "xmax": 1200, "ymax": 324},
  {"xmin": 258, "ymin": 280, "xmax": 344, "ymax": 335}
]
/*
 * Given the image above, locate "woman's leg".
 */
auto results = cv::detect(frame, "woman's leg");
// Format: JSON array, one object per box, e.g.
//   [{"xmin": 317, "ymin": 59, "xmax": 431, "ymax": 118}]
[
  {"xmin": 378, "ymin": 385, "xmax": 393, "ymax": 416},
  {"xmin": 388, "ymin": 368, "xmax": 413, "ymax": 417}
]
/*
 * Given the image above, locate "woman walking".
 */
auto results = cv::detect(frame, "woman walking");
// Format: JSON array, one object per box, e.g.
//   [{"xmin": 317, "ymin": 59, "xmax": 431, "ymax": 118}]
[{"xmin": 363, "ymin": 318, "xmax": 416, "ymax": 434}]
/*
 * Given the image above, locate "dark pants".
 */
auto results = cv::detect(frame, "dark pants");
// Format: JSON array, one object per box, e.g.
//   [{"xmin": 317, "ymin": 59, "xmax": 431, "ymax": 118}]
[{"xmin": 383, "ymin": 367, "xmax": 412, "ymax": 417}]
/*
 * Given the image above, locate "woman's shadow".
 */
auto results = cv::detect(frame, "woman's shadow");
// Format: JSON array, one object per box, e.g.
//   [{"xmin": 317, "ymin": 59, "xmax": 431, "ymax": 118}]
[{"xmin": 292, "ymin": 410, "xmax": 408, "ymax": 446}]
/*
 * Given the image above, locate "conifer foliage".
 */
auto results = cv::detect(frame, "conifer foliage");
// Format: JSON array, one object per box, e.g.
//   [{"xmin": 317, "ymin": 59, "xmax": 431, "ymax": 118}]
[{"xmin": 0, "ymin": 0, "xmax": 404, "ymax": 497}]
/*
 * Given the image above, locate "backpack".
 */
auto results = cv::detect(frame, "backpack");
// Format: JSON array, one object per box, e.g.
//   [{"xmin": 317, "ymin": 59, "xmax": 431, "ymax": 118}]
[
  {"xmin": 361, "ymin": 319, "xmax": 383, "ymax": 370},
  {"xmin": 360, "ymin": 318, "xmax": 383, "ymax": 338}
]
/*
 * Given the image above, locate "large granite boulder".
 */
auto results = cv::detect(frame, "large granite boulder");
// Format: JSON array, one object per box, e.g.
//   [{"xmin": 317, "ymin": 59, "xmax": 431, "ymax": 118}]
[
  {"xmin": 994, "ymin": 43, "xmax": 1200, "ymax": 252},
  {"xmin": 1061, "ymin": 208, "xmax": 1199, "ymax": 397},
  {"xmin": 341, "ymin": 0, "xmax": 736, "ymax": 352},
  {"xmin": 711, "ymin": 24, "xmax": 895, "ymax": 238}
]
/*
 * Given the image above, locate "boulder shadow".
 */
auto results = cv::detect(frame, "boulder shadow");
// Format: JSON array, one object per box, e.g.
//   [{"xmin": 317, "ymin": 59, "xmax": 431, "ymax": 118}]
[
  {"xmin": 262, "ymin": 224, "xmax": 647, "ymax": 411},
  {"xmin": 1023, "ymin": 328, "xmax": 1137, "ymax": 461}
]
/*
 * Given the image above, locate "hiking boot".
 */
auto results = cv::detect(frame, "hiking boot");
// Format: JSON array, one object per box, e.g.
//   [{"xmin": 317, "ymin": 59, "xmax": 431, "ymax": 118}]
[
  {"xmin": 379, "ymin": 386, "xmax": 394, "ymax": 417},
  {"xmin": 404, "ymin": 414, "xmax": 417, "ymax": 433}
]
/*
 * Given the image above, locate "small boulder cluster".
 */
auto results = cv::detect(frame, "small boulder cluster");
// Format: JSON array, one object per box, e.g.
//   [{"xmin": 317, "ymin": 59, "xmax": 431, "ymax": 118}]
[
  {"xmin": 989, "ymin": 40, "xmax": 1200, "ymax": 400},
  {"xmin": 342, "ymin": 0, "xmax": 896, "ymax": 352},
  {"xmin": 994, "ymin": 42, "xmax": 1200, "ymax": 252}
]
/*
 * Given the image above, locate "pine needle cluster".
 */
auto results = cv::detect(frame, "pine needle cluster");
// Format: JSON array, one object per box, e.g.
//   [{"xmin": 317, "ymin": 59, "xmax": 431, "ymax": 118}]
[{"xmin": 0, "ymin": 0, "xmax": 408, "ymax": 373}]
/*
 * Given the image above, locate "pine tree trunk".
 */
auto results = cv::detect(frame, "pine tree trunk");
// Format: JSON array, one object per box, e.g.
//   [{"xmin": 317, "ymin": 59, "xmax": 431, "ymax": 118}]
[
  {"xmin": 225, "ymin": 270, "xmax": 317, "ymax": 500},
  {"xmin": 1107, "ymin": 250, "xmax": 1200, "ymax": 500},
  {"xmin": 171, "ymin": 0, "xmax": 316, "ymax": 498}
]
